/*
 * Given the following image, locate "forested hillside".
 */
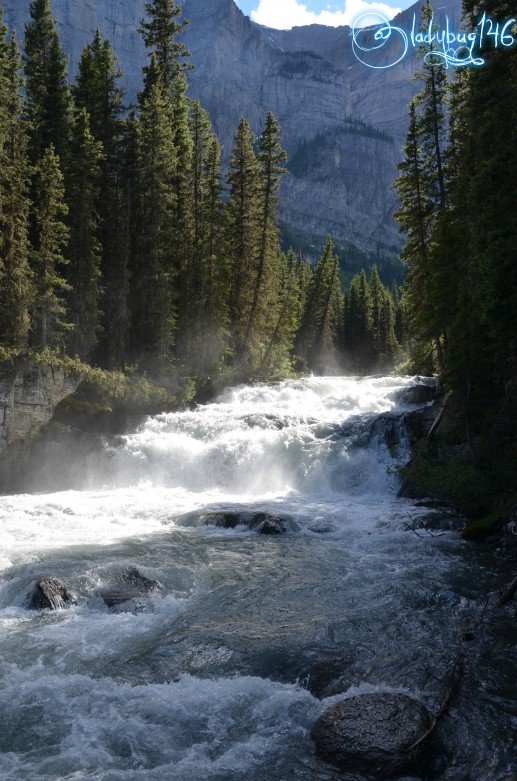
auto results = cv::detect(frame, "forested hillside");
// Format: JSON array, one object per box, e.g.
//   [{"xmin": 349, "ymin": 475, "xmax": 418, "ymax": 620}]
[
  {"xmin": 396, "ymin": 0, "xmax": 517, "ymax": 523},
  {"xmin": 0, "ymin": 0, "xmax": 405, "ymax": 386}
]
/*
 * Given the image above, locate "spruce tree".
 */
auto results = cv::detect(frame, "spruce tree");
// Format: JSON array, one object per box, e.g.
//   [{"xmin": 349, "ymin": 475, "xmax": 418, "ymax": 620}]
[
  {"xmin": 66, "ymin": 108, "xmax": 103, "ymax": 360},
  {"xmin": 24, "ymin": 0, "xmax": 71, "ymax": 165},
  {"xmin": 187, "ymin": 103, "xmax": 228, "ymax": 374},
  {"xmin": 414, "ymin": 0, "xmax": 447, "ymax": 211},
  {"xmin": 296, "ymin": 237, "xmax": 342, "ymax": 370},
  {"xmin": 308, "ymin": 237, "xmax": 342, "ymax": 370},
  {"xmin": 31, "ymin": 146, "xmax": 70, "ymax": 349},
  {"xmin": 170, "ymin": 74, "xmax": 194, "ymax": 362},
  {"xmin": 239, "ymin": 112, "xmax": 287, "ymax": 366},
  {"xmin": 344, "ymin": 269, "xmax": 374, "ymax": 371},
  {"xmin": 139, "ymin": 0, "xmax": 190, "ymax": 88},
  {"xmin": 369, "ymin": 264, "xmax": 384, "ymax": 360},
  {"xmin": 73, "ymin": 31, "xmax": 128, "ymax": 367},
  {"xmin": 226, "ymin": 118, "xmax": 261, "ymax": 361},
  {"xmin": 0, "ymin": 27, "xmax": 32, "ymax": 348},
  {"xmin": 131, "ymin": 59, "xmax": 177, "ymax": 369},
  {"xmin": 259, "ymin": 249, "xmax": 301, "ymax": 376}
]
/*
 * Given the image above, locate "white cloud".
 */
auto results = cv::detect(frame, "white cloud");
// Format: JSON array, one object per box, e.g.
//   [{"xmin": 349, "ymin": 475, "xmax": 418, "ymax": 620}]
[{"xmin": 250, "ymin": 0, "xmax": 401, "ymax": 30}]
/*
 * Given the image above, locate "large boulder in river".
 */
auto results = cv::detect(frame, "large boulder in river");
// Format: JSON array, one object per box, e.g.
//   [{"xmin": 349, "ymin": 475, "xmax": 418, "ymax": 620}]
[
  {"xmin": 311, "ymin": 693, "xmax": 432, "ymax": 779},
  {"xmin": 27, "ymin": 578, "xmax": 77, "ymax": 610},
  {"xmin": 97, "ymin": 566, "xmax": 159, "ymax": 609},
  {"xmin": 202, "ymin": 511, "xmax": 294, "ymax": 534},
  {"xmin": 397, "ymin": 385, "xmax": 436, "ymax": 405}
]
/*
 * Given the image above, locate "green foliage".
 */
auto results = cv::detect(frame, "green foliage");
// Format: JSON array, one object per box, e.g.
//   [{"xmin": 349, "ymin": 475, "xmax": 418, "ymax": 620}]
[
  {"xmin": 139, "ymin": 0, "xmax": 190, "ymax": 87},
  {"xmin": 0, "ymin": 0, "xmax": 405, "ymax": 395},
  {"xmin": 66, "ymin": 108, "xmax": 103, "ymax": 359},
  {"xmin": 73, "ymin": 30, "xmax": 128, "ymax": 368},
  {"xmin": 238, "ymin": 112, "xmax": 288, "ymax": 371},
  {"xmin": 131, "ymin": 66, "xmax": 177, "ymax": 369},
  {"xmin": 0, "ymin": 26, "xmax": 32, "ymax": 348},
  {"xmin": 396, "ymin": 0, "xmax": 517, "ymax": 444},
  {"xmin": 227, "ymin": 118, "xmax": 261, "ymax": 358},
  {"xmin": 24, "ymin": 0, "xmax": 71, "ymax": 164},
  {"xmin": 295, "ymin": 236, "xmax": 343, "ymax": 371},
  {"xmin": 31, "ymin": 145, "xmax": 70, "ymax": 348}
]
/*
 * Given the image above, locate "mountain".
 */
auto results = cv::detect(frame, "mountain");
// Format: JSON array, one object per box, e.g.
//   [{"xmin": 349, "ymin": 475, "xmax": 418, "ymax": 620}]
[{"xmin": 2, "ymin": 0, "xmax": 461, "ymax": 277}]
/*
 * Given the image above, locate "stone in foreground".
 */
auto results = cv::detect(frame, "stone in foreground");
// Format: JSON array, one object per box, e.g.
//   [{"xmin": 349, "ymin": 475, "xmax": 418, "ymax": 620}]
[
  {"xmin": 98, "ymin": 566, "xmax": 159, "ymax": 609},
  {"xmin": 311, "ymin": 692, "xmax": 432, "ymax": 779},
  {"xmin": 27, "ymin": 578, "xmax": 77, "ymax": 610}
]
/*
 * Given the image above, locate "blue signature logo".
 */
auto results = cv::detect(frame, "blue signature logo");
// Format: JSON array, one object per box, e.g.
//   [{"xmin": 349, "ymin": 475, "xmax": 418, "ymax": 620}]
[{"xmin": 351, "ymin": 12, "xmax": 516, "ymax": 69}]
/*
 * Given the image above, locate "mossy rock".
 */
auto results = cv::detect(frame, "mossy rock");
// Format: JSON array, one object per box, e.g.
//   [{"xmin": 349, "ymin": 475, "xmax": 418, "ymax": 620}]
[
  {"xmin": 461, "ymin": 512, "xmax": 501, "ymax": 541},
  {"xmin": 59, "ymin": 396, "xmax": 113, "ymax": 415}
]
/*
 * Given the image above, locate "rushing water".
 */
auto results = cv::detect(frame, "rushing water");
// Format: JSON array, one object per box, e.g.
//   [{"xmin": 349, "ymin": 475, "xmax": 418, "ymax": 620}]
[{"xmin": 0, "ymin": 376, "xmax": 515, "ymax": 781}]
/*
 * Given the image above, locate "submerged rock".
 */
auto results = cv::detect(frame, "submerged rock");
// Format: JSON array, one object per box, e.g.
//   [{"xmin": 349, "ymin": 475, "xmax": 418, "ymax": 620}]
[
  {"xmin": 202, "ymin": 511, "xmax": 294, "ymax": 534},
  {"xmin": 311, "ymin": 692, "xmax": 432, "ymax": 779},
  {"xmin": 203, "ymin": 512, "xmax": 242, "ymax": 529},
  {"xmin": 249, "ymin": 513, "xmax": 289, "ymax": 534},
  {"xmin": 27, "ymin": 578, "xmax": 77, "ymax": 610},
  {"xmin": 98, "ymin": 566, "xmax": 159, "ymax": 609}
]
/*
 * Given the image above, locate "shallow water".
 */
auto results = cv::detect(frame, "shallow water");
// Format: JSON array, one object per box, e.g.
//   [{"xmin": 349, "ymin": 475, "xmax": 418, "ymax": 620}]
[{"xmin": 0, "ymin": 376, "xmax": 515, "ymax": 780}]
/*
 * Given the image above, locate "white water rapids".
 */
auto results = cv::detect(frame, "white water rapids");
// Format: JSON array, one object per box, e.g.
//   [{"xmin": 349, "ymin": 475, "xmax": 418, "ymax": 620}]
[{"xmin": 0, "ymin": 376, "xmax": 515, "ymax": 780}]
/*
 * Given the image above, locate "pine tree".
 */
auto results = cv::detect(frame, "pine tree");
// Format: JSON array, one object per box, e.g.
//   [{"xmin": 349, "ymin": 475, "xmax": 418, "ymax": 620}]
[
  {"xmin": 414, "ymin": 0, "xmax": 447, "ymax": 212},
  {"xmin": 73, "ymin": 31, "xmax": 128, "ymax": 367},
  {"xmin": 187, "ymin": 103, "xmax": 228, "ymax": 374},
  {"xmin": 343, "ymin": 269, "xmax": 374, "ymax": 371},
  {"xmin": 0, "ymin": 27, "xmax": 32, "ymax": 348},
  {"xmin": 308, "ymin": 238, "xmax": 342, "ymax": 371},
  {"xmin": 226, "ymin": 118, "xmax": 261, "ymax": 360},
  {"xmin": 441, "ymin": 0, "xmax": 517, "ymax": 424},
  {"xmin": 131, "ymin": 61, "xmax": 177, "ymax": 369},
  {"xmin": 31, "ymin": 146, "xmax": 70, "ymax": 349},
  {"xmin": 139, "ymin": 0, "xmax": 190, "ymax": 88},
  {"xmin": 369, "ymin": 264, "xmax": 384, "ymax": 359},
  {"xmin": 239, "ymin": 112, "xmax": 287, "ymax": 367},
  {"xmin": 258, "ymin": 249, "xmax": 302, "ymax": 376},
  {"xmin": 170, "ymin": 74, "xmax": 194, "ymax": 362},
  {"xmin": 296, "ymin": 237, "xmax": 342, "ymax": 370},
  {"xmin": 395, "ymin": 100, "xmax": 436, "ymax": 365},
  {"xmin": 66, "ymin": 108, "xmax": 103, "ymax": 360},
  {"xmin": 24, "ymin": 0, "xmax": 71, "ymax": 165}
]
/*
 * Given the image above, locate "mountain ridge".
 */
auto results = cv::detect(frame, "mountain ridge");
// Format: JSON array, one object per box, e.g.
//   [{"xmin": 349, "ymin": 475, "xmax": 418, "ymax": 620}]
[{"xmin": 2, "ymin": 0, "xmax": 460, "ymax": 272}]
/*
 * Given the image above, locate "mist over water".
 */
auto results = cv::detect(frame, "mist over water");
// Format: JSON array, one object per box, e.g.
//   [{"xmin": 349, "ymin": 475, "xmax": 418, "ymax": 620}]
[{"xmin": 0, "ymin": 376, "xmax": 514, "ymax": 780}]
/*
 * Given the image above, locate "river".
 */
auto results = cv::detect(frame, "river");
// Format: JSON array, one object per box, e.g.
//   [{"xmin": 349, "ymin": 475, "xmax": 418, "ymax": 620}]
[{"xmin": 0, "ymin": 376, "xmax": 515, "ymax": 780}]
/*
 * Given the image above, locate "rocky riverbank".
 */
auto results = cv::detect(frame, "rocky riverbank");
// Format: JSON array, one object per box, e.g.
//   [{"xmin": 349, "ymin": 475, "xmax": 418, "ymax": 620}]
[{"xmin": 400, "ymin": 383, "xmax": 517, "ymax": 553}]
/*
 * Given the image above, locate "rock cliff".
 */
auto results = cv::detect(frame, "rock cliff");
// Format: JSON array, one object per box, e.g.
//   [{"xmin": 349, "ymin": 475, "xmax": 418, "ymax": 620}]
[
  {"xmin": 0, "ymin": 359, "xmax": 79, "ymax": 456},
  {"xmin": 3, "ymin": 0, "xmax": 460, "ymax": 266}
]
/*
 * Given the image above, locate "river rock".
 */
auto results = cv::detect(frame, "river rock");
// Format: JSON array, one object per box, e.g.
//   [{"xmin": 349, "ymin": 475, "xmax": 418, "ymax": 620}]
[
  {"xmin": 249, "ymin": 513, "xmax": 289, "ymax": 534},
  {"xmin": 397, "ymin": 385, "xmax": 436, "ymax": 405},
  {"xmin": 98, "ymin": 566, "xmax": 159, "ymax": 609},
  {"xmin": 27, "ymin": 578, "xmax": 77, "ymax": 610},
  {"xmin": 311, "ymin": 692, "xmax": 432, "ymax": 778},
  {"xmin": 202, "ymin": 511, "xmax": 293, "ymax": 534}
]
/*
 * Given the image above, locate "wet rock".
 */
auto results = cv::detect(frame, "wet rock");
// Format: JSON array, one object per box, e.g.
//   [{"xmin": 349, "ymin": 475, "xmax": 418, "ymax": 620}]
[
  {"xmin": 27, "ymin": 578, "xmax": 77, "ymax": 610},
  {"xmin": 397, "ymin": 385, "xmax": 436, "ymax": 405},
  {"xmin": 249, "ymin": 513, "xmax": 289, "ymax": 534},
  {"xmin": 202, "ymin": 512, "xmax": 242, "ymax": 529},
  {"xmin": 98, "ymin": 566, "xmax": 159, "ymax": 609},
  {"xmin": 311, "ymin": 692, "xmax": 432, "ymax": 779},
  {"xmin": 202, "ymin": 511, "xmax": 294, "ymax": 534}
]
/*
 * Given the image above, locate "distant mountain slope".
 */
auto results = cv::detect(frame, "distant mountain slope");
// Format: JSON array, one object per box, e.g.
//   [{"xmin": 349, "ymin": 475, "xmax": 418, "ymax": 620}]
[{"xmin": 3, "ymin": 0, "xmax": 461, "ymax": 276}]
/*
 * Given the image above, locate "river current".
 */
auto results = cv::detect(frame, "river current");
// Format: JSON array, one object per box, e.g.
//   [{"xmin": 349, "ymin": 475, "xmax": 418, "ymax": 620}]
[{"xmin": 0, "ymin": 376, "xmax": 515, "ymax": 780}]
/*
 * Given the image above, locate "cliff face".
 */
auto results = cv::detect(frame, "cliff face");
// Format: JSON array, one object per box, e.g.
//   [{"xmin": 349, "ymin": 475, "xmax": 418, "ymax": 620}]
[
  {"xmin": 0, "ymin": 360, "xmax": 79, "ymax": 456},
  {"xmin": 3, "ymin": 0, "xmax": 460, "ymax": 261}
]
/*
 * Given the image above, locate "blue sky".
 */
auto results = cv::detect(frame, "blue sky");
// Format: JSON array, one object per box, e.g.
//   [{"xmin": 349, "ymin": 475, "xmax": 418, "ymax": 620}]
[{"xmin": 235, "ymin": 0, "xmax": 415, "ymax": 29}]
